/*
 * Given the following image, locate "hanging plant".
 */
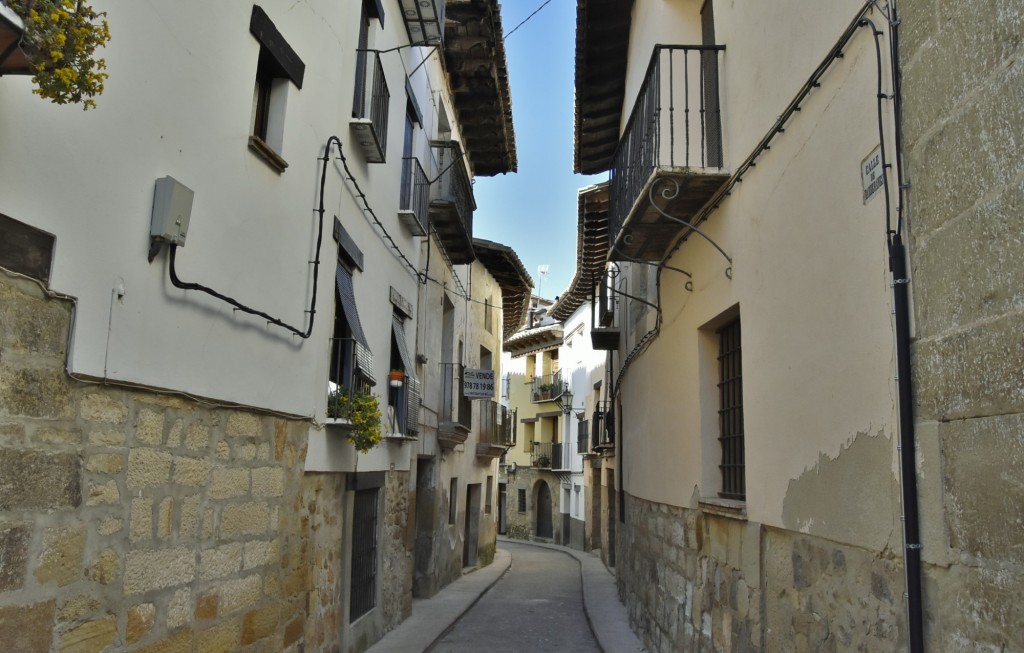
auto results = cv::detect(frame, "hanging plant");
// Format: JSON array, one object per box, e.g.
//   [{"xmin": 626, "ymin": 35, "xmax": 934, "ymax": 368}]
[
  {"xmin": 8, "ymin": 0, "xmax": 111, "ymax": 109},
  {"xmin": 327, "ymin": 389, "xmax": 383, "ymax": 453}
]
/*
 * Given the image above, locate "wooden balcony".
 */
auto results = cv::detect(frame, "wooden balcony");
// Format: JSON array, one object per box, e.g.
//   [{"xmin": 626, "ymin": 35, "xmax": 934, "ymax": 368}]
[
  {"xmin": 477, "ymin": 401, "xmax": 515, "ymax": 460},
  {"xmin": 438, "ymin": 362, "xmax": 471, "ymax": 449}
]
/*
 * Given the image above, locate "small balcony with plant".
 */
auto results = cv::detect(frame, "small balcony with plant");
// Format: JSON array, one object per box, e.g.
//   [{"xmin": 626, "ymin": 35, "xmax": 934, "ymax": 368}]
[
  {"xmin": 477, "ymin": 401, "xmax": 515, "ymax": 460},
  {"xmin": 531, "ymin": 440, "xmax": 568, "ymax": 471},
  {"xmin": 429, "ymin": 140, "xmax": 476, "ymax": 264},
  {"xmin": 608, "ymin": 44, "xmax": 729, "ymax": 262},
  {"xmin": 530, "ymin": 372, "xmax": 565, "ymax": 404},
  {"xmin": 350, "ymin": 49, "xmax": 389, "ymax": 163},
  {"xmin": 438, "ymin": 362, "xmax": 472, "ymax": 449},
  {"xmin": 327, "ymin": 337, "xmax": 381, "ymax": 452}
]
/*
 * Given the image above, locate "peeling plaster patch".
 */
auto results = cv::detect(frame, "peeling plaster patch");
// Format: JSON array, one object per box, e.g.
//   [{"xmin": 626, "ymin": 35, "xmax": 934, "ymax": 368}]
[{"xmin": 781, "ymin": 429, "xmax": 897, "ymax": 551}]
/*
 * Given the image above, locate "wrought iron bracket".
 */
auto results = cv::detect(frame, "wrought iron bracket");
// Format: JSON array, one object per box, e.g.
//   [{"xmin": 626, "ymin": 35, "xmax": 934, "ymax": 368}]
[{"xmin": 648, "ymin": 178, "xmax": 733, "ymax": 279}]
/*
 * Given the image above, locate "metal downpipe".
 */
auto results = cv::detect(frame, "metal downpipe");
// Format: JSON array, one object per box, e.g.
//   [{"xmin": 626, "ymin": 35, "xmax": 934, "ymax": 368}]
[{"xmin": 889, "ymin": 234, "xmax": 924, "ymax": 653}]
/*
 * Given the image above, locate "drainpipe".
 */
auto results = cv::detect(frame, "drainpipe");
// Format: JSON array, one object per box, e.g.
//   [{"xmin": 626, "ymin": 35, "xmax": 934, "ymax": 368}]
[
  {"xmin": 886, "ymin": 1, "xmax": 925, "ymax": 650},
  {"xmin": 613, "ymin": 351, "xmax": 625, "ymax": 524},
  {"xmin": 889, "ymin": 233, "xmax": 924, "ymax": 653}
]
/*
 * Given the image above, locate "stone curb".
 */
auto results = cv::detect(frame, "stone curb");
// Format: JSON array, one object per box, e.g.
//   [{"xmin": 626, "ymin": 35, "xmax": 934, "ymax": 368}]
[
  {"xmin": 366, "ymin": 548, "xmax": 513, "ymax": 653},
  {"xmin": 498, "ymin": 537, "xmax": 647, "ymax": 653}
]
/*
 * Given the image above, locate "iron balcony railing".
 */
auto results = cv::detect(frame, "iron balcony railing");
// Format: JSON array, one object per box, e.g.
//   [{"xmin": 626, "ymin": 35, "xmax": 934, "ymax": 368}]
[
  {"xmin": 530, "ymin": 372, "xmax": 566, "ymax": 403},
  {"xmin": 592, "ymin": 401, "xmax": 615, "ymax": 450},
  {"xmin": 439, "ymin": 362, "xmax": 472, "ymax": 430},
  {"xmin": 352, "ymin": 50, "xmax": 390, "ymax": 162},
  {"xmin": 591, "ymin": 268, "xmax": 622, "ymax": 351},
  {"xmin": 531, "ymin": 441, "xmax": 567, "ymax": 470},
  {"xmin": 430, "ymin": 140, "xmax": 475, "ymax": 233},
  {"xmin": 609, "ymin": 45, "xmax": 725, "ymax": 244},
  {"xmin": 400, "ymin": 156, "xmax": 429, "ymax": 234},
  {"xmin": 479, "ymin": 401, "xmax": 515, "ymax": 447}
]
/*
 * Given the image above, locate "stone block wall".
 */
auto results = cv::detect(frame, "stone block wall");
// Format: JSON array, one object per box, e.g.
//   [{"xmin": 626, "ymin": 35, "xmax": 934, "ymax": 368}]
[
  {"xmin": 618, "ymin": 494, "xmax": 905, "ymax": 653},
  {"xmin": 500, "ymin": 467, "xmax": 564, "ymax": 543},
  {"xmin": 0, "ymin": 269, "xmax": 348, "ymax": 652},
  {"xmin": 380, "ymin": 471, "xmax": 413, "ymax": 633},
  {"xmin": 900, "ymin": 0, "xmax": 1024, "ymax": 648}
]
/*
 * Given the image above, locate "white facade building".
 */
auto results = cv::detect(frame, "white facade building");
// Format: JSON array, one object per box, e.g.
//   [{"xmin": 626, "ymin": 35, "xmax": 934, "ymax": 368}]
[{"xmin": 0, "ymin": 1, "xmax": 520, "ymax": 650}]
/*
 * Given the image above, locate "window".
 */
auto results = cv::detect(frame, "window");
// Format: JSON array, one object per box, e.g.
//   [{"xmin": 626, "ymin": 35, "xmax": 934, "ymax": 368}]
[
  {"xmin": 351, "ymin": 0, "xmax": 389, "ymax": 163},
  {"xmin": 449, "ymin": 478, "xmax": 458, "ymax": 524},
  {"xmin": 398, "ymin": 89, "xmax": 428, "ymax": 235},
  {"xmin": 330, "ymin": 262, "xmax": 374, "ymax": 411},
  {"xmin": 522, "ymin": 421, "xmax": 535, "ymax": 453},
  {"xmin": 350, "ymin": 487, "xmax": 379, "ymax": 621},
  {"xmin": 485, "ymin": 476, "xmax": 493, "ymax": 514},
  {"xmin": 484, "ymin": 297, "xmax": 493, "ymax": 333},
  {"xmin": 388, "ymin": 313, "xmax": 418, "ymax": 436},
  {"xmin": 517, "ymin": 488, "xmax": 527, "ymax": 513},
  {"xmin": 717, "ymin": 318, "xmax": 744, "ymax": 499},
  {"xmin": 480, "ymin": 346, "xmax": 493, "ymax": 375},
  {"xmin": 248, "ymin": 6, "xmax": 304, "ymax": 172}
]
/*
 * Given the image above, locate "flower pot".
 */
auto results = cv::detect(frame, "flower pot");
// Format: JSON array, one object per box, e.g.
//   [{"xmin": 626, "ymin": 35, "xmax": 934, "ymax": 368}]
[{"xmin": 388, "ymin": 370, "xmax": 405, "ymax": 387}]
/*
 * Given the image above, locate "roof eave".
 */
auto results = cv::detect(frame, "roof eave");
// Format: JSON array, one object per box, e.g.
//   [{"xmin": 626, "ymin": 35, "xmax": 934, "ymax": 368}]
[{"xmin": 573, "ymin": 0, "xmax": 634, "ymax": 174}]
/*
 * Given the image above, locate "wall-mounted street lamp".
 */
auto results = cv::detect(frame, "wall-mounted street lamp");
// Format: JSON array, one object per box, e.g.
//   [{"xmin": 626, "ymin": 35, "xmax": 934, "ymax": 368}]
[{"xmin": 555, "ymin": 388, "xmax": 574, "ymax": 415}]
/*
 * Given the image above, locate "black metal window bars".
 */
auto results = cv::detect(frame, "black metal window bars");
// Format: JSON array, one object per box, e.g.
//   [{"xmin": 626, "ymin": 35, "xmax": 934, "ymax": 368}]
[{"xmin": 717, "ymin": 318, "xmax": 744, "ymax": 500}]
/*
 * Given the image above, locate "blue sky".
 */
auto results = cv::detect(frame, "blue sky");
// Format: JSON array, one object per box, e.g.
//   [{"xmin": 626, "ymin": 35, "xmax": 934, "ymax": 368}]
[{"xmin": 472, "ymin": 0, "xmax": 605, "ymax": 300}]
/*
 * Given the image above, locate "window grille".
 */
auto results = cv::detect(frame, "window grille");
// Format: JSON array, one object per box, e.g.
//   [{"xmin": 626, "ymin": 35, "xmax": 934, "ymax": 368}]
[
  {"xmin": 349, "ymin": 488, "xmax": 378, "ymax": 621},
  {"xmin": 717, "ymin": 318, "xmax": 745, "ymax": 499},
  {"xmin": 517, "ymin": 488, "xmax": 527, "ymax": 513}
]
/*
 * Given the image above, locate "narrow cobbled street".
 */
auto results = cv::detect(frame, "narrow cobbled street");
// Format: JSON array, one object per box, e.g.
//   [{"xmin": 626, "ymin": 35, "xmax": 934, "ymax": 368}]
[{"xmin": 429, "ymin": 542, "xmax": 601, "ymax": 653}]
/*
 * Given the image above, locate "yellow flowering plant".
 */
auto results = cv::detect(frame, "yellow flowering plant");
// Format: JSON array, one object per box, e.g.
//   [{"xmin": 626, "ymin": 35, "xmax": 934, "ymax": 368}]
[
  {"xmin": 327, "ymin": 389, "xmax": 383, "ymax": 453},
  {"xmin": 8, "ymin": 0, "xmax": 111, "ymax": 109}
]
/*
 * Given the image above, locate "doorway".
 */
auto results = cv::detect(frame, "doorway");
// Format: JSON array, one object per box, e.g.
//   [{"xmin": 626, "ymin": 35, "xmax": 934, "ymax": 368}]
[
  {"xmin": 498, "ymin": 482, "xmax": 507, "ymax": 535},
  {"xmin": 463, "ymin": 483, "xmax": 482, "ymax": 567},
  {"xmin": 605, "ymin": 470, "xmax": 616, "ymax": 567},
  {"xmin": 536, "ymin": 481, "xmax": 553, "ymax": 539}
]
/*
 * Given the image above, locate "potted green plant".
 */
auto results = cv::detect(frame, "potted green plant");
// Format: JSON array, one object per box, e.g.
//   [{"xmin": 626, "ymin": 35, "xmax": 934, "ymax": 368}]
[
  {"xmin": 537, "ymin": 383, "xmax": 553, "ymax": 400},
  {"xmin": 6, "ymin": 0, "xmax": 111, "ymax": 109},
  {"xmin": 327, "ymin": 389, "xmax": 383, "ymax": 453},
  {"xmin": 536, "ymin": 455, "xmax": 551, "ymax": 468}
]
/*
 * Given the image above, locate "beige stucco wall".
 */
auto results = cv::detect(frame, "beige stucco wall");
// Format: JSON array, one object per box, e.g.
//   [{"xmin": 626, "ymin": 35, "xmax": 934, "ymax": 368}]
[{"xmin": 618, "ymin": 0, "xmax": 901, "ymax": 551}]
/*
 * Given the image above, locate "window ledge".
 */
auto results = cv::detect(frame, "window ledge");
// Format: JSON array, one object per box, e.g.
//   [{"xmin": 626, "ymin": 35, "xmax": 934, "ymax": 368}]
[
  {"xmin": 248, "ymin": 135, "xmax": 289, "ymax": 173},
  {"xmin": 699, "ymin": 497, "xmax": 747, "ymax": 521}
]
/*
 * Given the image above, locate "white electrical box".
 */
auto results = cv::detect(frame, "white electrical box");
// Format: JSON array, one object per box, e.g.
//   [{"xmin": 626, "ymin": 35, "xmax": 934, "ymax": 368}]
[{"xmin": 151, "ymin": 176, "xmax": 193, "ymax": 246}]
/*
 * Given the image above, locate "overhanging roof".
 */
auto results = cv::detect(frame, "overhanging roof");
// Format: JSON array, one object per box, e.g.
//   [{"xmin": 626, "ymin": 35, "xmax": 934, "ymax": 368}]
[
  {"xmin": 444, "ymin": 0, "xmax": 517, "ymax": 176},
  {"xmin": 473, "ymin": 238, "xmax": 534, "ymax": 340},
  {"xmin": 549, "ymin": 183, "xmax": 610, "ymax": 322},
  {"xmin": 574, "ymin": 0, "xmax": 633, "ymax": 174},
  {"xmin": 504, "ymin": 323, "xmax": 564, "ymax": 357}
]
